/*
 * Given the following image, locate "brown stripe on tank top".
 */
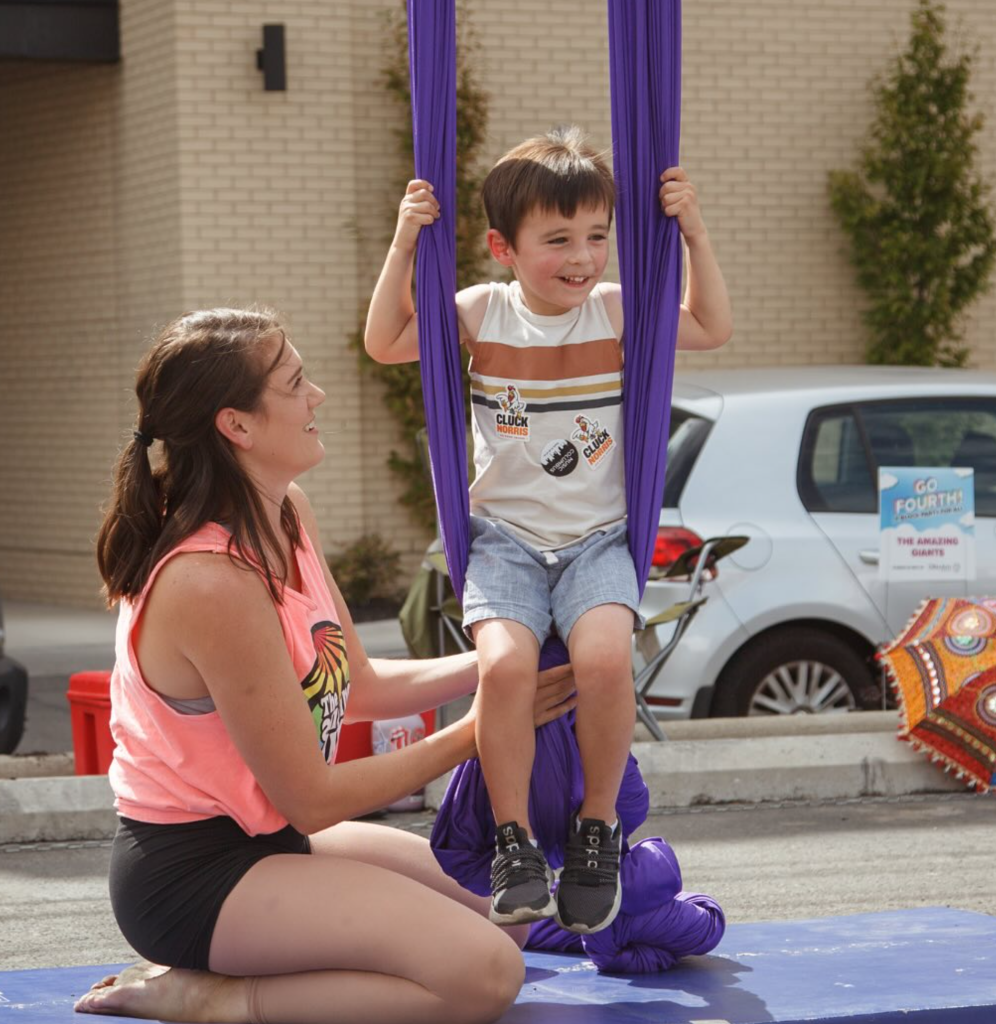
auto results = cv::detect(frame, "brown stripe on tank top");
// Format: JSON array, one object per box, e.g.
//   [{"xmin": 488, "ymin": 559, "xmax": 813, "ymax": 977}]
[{"xmin": 466, "ymin": 337, "xmax": 621, "ymax": 381}]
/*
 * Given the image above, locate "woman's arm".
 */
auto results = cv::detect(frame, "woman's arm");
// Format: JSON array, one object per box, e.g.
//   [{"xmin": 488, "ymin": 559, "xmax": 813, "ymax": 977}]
[{"xmin": 165, "ymin": 553, "xmax": 478, "ymax": 833}]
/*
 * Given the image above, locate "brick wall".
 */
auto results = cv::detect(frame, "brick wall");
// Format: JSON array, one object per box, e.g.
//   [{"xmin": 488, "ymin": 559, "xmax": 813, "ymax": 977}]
[
  {"xmin": 0, "ymin": 60, "xmax": 121, "ymax": 604},
  {"xmin": 2, "ymin": 0, "xmax": 995, "ymax": 606}
]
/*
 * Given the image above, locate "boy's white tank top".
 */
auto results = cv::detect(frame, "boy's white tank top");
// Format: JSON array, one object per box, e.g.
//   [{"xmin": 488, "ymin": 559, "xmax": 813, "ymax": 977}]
[{"xmin": 466, "ymin": 281, "xmax": 627, "ymax": 551}]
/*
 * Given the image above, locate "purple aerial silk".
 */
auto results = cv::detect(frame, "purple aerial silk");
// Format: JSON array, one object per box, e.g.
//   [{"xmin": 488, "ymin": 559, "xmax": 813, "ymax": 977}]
[
  {"xmin": 407, "ymin": 0, "xmax": 469, "ymax": 596},
  {"xmin": 407, "ymin": 0, "xmax": 681, "ymax": 611},
  {"xmin": 408, "ymin": 0, "xmax": 719, "ymax": 973},
  {"xmin": 609, "ymin": 0, "xmax": 684, "ymax": 593}
]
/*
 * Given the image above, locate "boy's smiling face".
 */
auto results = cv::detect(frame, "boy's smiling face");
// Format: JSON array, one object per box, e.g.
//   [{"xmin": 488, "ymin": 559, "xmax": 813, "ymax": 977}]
[{"xmin": 488, "ymin": 203, "xmax": 611, "ymax": 316}]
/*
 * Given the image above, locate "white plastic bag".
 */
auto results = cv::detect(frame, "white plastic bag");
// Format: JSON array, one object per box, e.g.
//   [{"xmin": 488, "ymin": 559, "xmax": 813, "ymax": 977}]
[{"xmin": 371, "ymin": 715, "xmax": 427, "ymax": 811}]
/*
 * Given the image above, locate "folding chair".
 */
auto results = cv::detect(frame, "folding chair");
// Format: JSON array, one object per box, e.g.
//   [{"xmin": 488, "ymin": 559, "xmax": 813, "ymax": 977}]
[
  {"xmin": 633, "ymin": 535, "xmax": 749, "ymax": 741},
  {"xmin": 425, "ymin": 544, "xmax": 470, "ymax": 657}
]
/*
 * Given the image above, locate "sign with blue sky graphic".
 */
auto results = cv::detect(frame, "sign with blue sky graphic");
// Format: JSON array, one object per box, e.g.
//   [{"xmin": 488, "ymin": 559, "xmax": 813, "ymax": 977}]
[{"xmin": 879, "ymin": 466, "xmax": 975, "ymax": 581}]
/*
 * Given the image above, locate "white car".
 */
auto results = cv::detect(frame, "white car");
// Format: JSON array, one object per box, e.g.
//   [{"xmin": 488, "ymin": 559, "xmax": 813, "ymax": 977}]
[{"xmin": 639, "ymin": 366, "xmax": 996, "ymax": 718}]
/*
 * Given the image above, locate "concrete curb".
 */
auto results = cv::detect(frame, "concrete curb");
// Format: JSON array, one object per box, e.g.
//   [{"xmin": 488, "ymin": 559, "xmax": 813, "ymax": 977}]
[
  {"xmin": 424, "ymin": 721, "xmax": 964, "ymax": 811},
  {"xmin": 0, "ymin": 775, "xmax": 117, "ymax": 844},
  {"xmin": 0, "ymin": 712, "xmax": 969, "ymax": 844}
]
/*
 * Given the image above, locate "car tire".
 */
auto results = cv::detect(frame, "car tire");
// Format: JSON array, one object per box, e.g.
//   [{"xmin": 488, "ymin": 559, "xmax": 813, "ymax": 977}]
[
  {"xmin": 0, "ymin": 658, "xmax": 29, "ymax": 754},
  {"xmin": 712, "ymin": 628, "xmax": 879, "ymax": 717}
]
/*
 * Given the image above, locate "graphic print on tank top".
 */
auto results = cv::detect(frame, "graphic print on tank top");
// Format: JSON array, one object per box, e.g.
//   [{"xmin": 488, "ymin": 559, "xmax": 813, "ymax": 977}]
[
  {"xmin": 571, "ymin": 414, "xmax": 615, "ymax": 469},
  {"xmin": 300, "ymin": 621, "xmax": 350, "ymax": 763},
  {"xmin": 495, "ymin": 383, "xmax": 530, "ymax": 439}
]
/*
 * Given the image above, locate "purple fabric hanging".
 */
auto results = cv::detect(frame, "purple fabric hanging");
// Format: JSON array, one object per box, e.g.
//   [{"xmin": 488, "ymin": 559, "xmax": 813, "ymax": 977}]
[
  {"xmin": 609, "ymin": 0, "xmax": 684, "ymax": 594},
  {"xmin": 407, "ymin": 0, "xmax": 469, "ymax": 596},
  {"xmin": 407, "ymin": 0, "xmax": 721, "ymax": 973}
]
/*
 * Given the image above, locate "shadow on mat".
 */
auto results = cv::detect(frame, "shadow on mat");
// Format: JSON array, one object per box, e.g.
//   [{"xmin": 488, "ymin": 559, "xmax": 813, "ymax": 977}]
[{"xmin": 507, "ymin": 955, "xmax": 773, "ymax": 1024}]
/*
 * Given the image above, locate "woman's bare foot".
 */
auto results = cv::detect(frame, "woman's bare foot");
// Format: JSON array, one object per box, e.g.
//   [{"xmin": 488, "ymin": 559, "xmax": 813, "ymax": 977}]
[{"xmin": 74, "ymin": 960, "xmax": 247, "ymax": 1022}]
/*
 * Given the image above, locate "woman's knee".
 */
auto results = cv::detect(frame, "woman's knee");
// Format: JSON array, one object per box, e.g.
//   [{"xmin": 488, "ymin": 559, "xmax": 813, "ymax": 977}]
[{"xmin": 456, "ymin": 938, "xmax": 524, "ymax": 1024}]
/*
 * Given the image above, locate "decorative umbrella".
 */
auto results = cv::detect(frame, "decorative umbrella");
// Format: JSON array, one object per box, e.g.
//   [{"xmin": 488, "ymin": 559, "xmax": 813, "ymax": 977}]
[{"xmin": 879, "ymin": 597, "xmax": 996, "ymax": 792}]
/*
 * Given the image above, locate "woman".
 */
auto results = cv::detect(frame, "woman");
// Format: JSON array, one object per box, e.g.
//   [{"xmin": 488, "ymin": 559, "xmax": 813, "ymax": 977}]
[{"xmin": 76, "ymin": 308, "xmax": 575, "ymax": 1024}]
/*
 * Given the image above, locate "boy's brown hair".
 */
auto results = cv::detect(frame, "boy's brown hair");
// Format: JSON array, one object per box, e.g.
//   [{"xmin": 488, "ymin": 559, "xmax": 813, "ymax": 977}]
[{"xmin": 481, "ymin": 125, "xmax": 615, "ymax": 246}]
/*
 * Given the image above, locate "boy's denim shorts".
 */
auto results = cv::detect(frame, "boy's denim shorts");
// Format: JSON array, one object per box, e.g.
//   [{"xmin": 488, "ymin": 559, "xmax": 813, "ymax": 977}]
[{"xmin": 462, "ymin": 516, "xmax": 644, "ymax": 647}]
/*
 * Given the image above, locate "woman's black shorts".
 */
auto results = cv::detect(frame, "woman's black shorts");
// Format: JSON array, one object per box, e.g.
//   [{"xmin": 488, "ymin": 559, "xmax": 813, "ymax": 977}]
[{"xmin": 109, "ymin": 815, "xmax": 310, "ymax": 971}]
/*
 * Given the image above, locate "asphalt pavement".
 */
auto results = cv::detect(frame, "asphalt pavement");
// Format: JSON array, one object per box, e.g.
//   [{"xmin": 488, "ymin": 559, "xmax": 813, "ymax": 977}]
[{"xmin": 2, "ymin": 792, "xmax": 994, "ymax": 971}]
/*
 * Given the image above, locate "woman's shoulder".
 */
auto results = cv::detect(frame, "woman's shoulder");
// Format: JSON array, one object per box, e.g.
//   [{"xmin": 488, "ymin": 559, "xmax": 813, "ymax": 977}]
[{"xmin": 152, "ymin": 546, "xmax": 266, "ymax": 612}]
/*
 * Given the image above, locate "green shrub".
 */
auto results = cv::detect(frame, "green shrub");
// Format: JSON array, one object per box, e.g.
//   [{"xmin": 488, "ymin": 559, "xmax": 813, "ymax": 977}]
[
  {"xmin": 828, "ymin": 0, "xmax": 996, "ymax": 367},
  {"xmin": 327, "ymin": 533, "xmax": 402, "ymax": 610}
]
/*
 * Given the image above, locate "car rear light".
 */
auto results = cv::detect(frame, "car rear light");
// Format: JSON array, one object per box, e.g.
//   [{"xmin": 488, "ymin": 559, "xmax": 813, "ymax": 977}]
[{"xmin": 652, "ymin": 526, "xmax": 703, "ymax": 571}]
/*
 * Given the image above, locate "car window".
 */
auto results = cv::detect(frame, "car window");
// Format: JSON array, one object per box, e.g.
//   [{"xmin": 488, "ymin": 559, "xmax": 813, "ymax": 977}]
[
  {"xmin": 799, "ymin": 398, "xmax": 996, "ymax": 517},
  {"xmin": 663, "ymin": 408, "xmax": 712, "ymax": 508},
  {"xmin": 799, "ymin": 409, "xmax": 876, "ymax": 513},
  {"xmin": 857, "ymin": 399, "xmax": 996, "ymax": 516}
]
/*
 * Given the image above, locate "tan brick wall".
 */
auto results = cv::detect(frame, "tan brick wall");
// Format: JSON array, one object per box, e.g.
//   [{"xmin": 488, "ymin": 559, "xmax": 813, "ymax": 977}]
[
  {"xmin": 2, "ymin": 0, "xmax": 996, "ymax": 607},
  {"xmin": 0, "ymin": 3, "xmax": 184, "ymax": 606},
  {"xmin": 0, "ymin": 60, "xmax": 121, "ymax": 605}
]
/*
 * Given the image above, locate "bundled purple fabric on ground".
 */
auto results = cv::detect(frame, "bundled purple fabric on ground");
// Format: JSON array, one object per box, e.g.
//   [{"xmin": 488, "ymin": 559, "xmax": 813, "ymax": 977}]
[
  {"xmin": 585, "ymin": 890, "xmax": 727, "ymax": 973},
  {"xmin": 408, "ymin": 0, "xmax": 722, "ymax": 973},
  {"xmin": 525, "ymin": 838, "xmax": 726, "ymax": 973}
]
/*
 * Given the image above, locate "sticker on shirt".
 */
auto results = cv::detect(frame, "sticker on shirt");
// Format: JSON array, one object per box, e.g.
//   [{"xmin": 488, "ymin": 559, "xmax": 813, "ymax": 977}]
[
  {"xmin": 541, "ymin": 439, "xmax": 579, "ymax": 477},
  {"xmin": 301, "ymin": 621, "xmax": 350, "ymax": 764},
  {"xmin": 571, "ymin": 415, "xmax": 615, "ymax": 469},
  {"xmin": 495, "ymin": 384, "xmax": 530, "ymax": 440}
]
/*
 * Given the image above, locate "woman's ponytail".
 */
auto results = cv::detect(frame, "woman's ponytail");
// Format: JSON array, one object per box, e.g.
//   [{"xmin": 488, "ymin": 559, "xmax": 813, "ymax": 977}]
[{"xmin": 96, "ymin": 428, "xmax": 165, "ymax": 604}]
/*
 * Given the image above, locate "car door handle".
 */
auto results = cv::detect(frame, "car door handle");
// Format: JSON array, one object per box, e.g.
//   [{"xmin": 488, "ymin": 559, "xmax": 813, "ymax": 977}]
[{"xmin": 859, "ymin": 549, "xmax": 880, "ymax": 565}]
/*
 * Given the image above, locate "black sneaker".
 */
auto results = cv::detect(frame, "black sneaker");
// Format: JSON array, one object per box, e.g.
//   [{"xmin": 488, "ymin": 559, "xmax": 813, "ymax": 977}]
[
  {"xmin": 555, "ymin": 817, "xmax": 622, "ymax": 934},
  {"xmin": 489, "ymin": 821, "xmax": 556, "ymax": 926}
]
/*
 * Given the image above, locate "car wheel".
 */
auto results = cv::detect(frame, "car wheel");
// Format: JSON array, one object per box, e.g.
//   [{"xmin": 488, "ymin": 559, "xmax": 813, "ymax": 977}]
[
  {"xmin": 0, "ymin": 659, "xmax": 29, "ymax": 754},
  {"xmin": 713, "ymin": 628, "xmax": 878, "ymax": 717}
]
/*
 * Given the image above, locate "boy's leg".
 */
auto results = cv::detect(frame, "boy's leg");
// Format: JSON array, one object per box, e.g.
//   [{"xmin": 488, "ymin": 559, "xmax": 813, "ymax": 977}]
[
  {"xmin": 555, "ymin": 603, "xmax": 634, "ymax": 934},
  {"xmin": 462, "ymin": 517, "xmax": 558, "ymax": 925},
  {"xmin": 548, "ymin": 525, "xmax": 639, "ymax": 934},
  {"xmin": 472, "ymin": 618, "xmax": 540, "ymax": 830},
  {"xmin": 473, "ymin": 619, "xmax": 557, "ymax": 925},
  {"xmin": 567, "ymin": 603, "xmax": 637, "ymax": 824}
]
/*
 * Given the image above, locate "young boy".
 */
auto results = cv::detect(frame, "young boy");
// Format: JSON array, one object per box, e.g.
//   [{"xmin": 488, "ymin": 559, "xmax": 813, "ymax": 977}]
[{"xmin": 365, "ymin": 126, "xmax": 731, "ymax": 934}]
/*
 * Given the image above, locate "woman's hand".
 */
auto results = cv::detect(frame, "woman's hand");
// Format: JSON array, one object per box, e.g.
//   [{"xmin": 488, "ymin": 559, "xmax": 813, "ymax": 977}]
[
  {"xmin": 463, "ymin": 661, "xmax": 577, "ymax": 730},
  {"xmin": 533, "ymin": 663, "xmax": 577, "ymax": 726},
  {"xmin": 393, "ymin": 179, "xmax": 440, "ymax": 254}
]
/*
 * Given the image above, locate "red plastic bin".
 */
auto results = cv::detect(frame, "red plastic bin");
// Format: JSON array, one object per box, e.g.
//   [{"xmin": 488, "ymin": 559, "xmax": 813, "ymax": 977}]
[
  {"xmin": 335, "ymin": 710, "xmax": 436, "ymax": 763},
  {"xmin": 66, "ymin": 671, "xmax": 114, "ymax": 776}
]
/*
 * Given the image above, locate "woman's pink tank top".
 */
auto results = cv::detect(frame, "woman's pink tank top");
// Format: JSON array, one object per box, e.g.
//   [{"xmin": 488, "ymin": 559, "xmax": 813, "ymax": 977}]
[{"xmin": 108, "ymin": 521, "xmax": 350, "ymax": 835}]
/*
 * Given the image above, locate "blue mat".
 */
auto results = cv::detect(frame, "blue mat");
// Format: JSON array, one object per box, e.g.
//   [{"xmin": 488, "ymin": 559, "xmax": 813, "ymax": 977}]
[{"xmin": 2, "ymin": 908, "xmax": 993, "ymax": 1023}]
